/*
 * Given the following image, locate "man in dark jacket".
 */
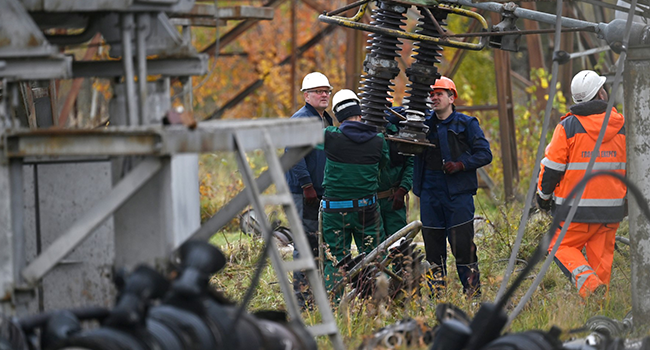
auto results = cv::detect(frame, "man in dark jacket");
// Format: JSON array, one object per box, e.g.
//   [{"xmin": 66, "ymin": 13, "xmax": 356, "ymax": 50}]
[
  {"xmin": 318, "ymin": 89, "xmax": 390, "ymax": 292},
  {"xmin": 285, "ymin": 72, "xmax": 333, "ymax": 306},
  {"xmin": 414, "ymin": 76, "xmax": 492, "ymax": 298}
]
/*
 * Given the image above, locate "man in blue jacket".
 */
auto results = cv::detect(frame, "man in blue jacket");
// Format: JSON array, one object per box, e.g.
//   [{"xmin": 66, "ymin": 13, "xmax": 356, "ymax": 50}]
[
  {"xmin": 414, "ymin": 76, "xmax": 492, "ymax": 298},
  {"xmin": 285, "ymin": 72, "xmax": 333, "ymax": 307}
]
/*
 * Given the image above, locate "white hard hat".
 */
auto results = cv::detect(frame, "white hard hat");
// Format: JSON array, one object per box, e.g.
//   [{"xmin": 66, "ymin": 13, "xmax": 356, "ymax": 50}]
[
  {"xmin": 332, "ymin": 89, "xmax": 360, "ymax": 109},
  {"xmin": 332, "ymin": 89, "xmax": 361, "ymax": 122},
  {"xmin": 301, "ymin": 72, "xmax": 333, "ymax": 91},
  {"xmin": 571, "ymin": 70, "xmax": 606, "ymax": 104}
]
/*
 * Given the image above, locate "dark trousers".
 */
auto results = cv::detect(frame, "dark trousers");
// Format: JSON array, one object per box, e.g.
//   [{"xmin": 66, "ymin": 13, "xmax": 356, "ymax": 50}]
[
  {"xmin": 422, "ymin": 221, "xmax": 480, "ymax": 297},
  {"xmin": 291, "ymin": 193, "xmax": 320, "ymax": 305}
]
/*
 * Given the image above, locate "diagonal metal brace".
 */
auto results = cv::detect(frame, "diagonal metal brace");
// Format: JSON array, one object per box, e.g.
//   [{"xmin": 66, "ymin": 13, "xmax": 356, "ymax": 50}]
[
  {"xmin": 185, "ymin": 146, "xmax": 312, "ymax": 244},
  {"xmin": 21, "ymin": 158, "xmax": 162, "ymax": 285}
]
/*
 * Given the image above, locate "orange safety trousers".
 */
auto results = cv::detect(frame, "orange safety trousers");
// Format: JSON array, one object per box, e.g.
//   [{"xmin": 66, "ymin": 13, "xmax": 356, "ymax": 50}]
[{"xmin": 549, "ymin": 221, "xmax": 618, "ymax": 299}]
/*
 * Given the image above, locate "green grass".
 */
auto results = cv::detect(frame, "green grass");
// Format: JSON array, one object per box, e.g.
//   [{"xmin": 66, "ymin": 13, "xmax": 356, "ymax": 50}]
[
  {"xmin": 206, "ymin": 215, "xmax": 634, "ymax": 349},
  {"xmin": 200, "ymin": 153, "xmax": 636, "ymax": 349}
]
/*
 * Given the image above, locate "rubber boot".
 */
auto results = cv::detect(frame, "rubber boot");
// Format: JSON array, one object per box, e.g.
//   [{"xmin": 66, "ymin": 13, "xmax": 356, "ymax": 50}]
[
  {"xmin": 457, "ymin": 262, "xmax": 481, "ymax": 299},
  {"xmin": 422, "ymin": 227, "xmax": 448, "ymax": 298},
  {"xmin": 422, "ymin": 228, "xmax": 447, "ymax": 268},
  {"xmin": 425, "ymin": 263, "xmax": 447, "ymax": 298},
  {"xmin": 292, "ymin": 249, "xmax": 312, "ymax": 309}
]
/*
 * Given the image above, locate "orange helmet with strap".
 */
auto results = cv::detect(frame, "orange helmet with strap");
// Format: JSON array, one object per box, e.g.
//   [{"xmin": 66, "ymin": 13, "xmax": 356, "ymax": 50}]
[{"xmin": 430, "ymin": 76, "xmax": 458, "ymax": 99}]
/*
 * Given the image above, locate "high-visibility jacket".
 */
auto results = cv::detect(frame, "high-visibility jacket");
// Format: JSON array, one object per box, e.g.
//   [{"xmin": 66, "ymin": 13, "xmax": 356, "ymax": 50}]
[{"xmin": 538, "ymin": 100, "xmax": 626, "ymax": 223}]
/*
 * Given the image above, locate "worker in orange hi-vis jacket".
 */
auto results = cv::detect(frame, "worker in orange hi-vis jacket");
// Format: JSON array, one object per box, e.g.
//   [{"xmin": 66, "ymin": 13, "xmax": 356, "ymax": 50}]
[{"xmin": 537, "ymin": 70, "xmax": 627, "ymax": 300}]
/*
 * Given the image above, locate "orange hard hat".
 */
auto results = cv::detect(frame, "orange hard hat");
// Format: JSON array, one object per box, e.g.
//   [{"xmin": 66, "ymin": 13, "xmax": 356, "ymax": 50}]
[{"xmin": 430, "ymin": 76, "xmax": 458, "ymax": 99}]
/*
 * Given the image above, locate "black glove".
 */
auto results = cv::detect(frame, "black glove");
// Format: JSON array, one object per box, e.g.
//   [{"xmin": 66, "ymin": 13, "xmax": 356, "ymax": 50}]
[{"xmin": 536, "ymin": 193, "xmax": 552, "ymax": 211}]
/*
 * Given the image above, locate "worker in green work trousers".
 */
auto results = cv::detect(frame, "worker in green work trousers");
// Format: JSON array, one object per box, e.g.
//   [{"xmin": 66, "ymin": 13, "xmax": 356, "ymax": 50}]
[
  {"xmin": 318, "ymin": 89, "xmax": 390, "ymax": 292},
  {"xmin": 376, "ymin": 122, "xmax": 413, "ymax": 236}
]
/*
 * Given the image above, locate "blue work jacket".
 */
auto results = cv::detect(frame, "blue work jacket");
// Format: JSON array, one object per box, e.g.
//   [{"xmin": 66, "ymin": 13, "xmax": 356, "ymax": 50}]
[
  {"xmin": 412, "ymin": 109, "xmax": 492, "ymax": 197},
  {"xmin": 285, "ymin": 103, "xmax": 333, "ymax": 195}
]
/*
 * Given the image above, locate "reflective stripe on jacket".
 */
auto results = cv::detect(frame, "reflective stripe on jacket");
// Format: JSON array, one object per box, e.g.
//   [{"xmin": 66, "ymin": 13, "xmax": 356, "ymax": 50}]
[{"xmin": 538, "ymin": 100, "xmax": 626, "ymax": 223}]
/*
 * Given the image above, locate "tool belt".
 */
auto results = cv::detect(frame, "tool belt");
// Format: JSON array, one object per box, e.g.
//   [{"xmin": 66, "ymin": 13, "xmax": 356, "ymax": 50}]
[
  {"xmin": 376, "ymin": 187, "xmax": 397, "ymax": 199},
  {"xmin": 321, "ymin": 194, "xmax": 377, "ymax": 212}
]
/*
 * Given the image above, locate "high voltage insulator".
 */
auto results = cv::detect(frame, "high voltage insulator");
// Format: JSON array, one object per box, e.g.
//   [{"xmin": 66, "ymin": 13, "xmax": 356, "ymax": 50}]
[
  {"xmin": 321, "ymin": 0, "xmax": 488, "ymax": 155},
  {"xmin": 359, "ymin": 1, "xmax": 408, "ymax": 131},
  {"xmin": 396, "ymin": 6, "xmax": 448, "ymax": 155}
]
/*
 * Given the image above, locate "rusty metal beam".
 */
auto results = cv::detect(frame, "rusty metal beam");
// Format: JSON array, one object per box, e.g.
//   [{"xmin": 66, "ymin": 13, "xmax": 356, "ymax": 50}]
[
  {"xmin": 491, "ymin": 13, "xmax": 518, "ymax": 200},
  {"xmin": 207, "ymin": 24, "xmax": 338, "ymax": 120},
  {"xmin": 345, "ymin": 28, "xmax": 364, "ymax": 92},
  {"xmin": 520, "ymin": 2, "xmax": 546, "ymax": 117},
  {"xmin": 510, "ymin": 70, "xmax": 534, "ymax": 89},
  {"xmin": 521, "ymin": 2, "xmax": 546, "ymax": 68},
  {"xmin": 177, "ymin": 4, "xmax": 274, "ymax": 19},
  {"xmin": 573, "ymin": 3, "xmax": 614, "ymax": 70},
  {"xmin": 291, "ymin": 0, "xmax": 297, "ymax": 111},
  {"xmin": 201, "ymin": 0, "xmax": 288, "ymax": 55},
  {"xmin": 444, "ymin": 48, "xmax": 468, "ymax": 80},
  {"xmin": 19, "ymin": 83, "xmax": 37, "ymax": 128},
  {"xmin": 300, "ymin": 0, "xmax": 327, "ymax": 14},
  {"xmin": 558, "ymin": 3, "xmax": 575, "ymax": 110},
  {"xmin": 442, "ymin": 17, "xmax": 481, "ymax": 78}
]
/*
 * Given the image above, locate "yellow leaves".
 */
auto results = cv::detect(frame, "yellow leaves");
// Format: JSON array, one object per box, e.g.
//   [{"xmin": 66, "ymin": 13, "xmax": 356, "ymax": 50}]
[
  {"xmin": 555, "ymin": 91, "xmax": 567, "ymax": 115},
  {"xmin": 258, "ymin": 59, "xmax": 274, "ymax": 77},
  {"xmin": 199, "ymin": 184, "xmax": 211, "ymax": 197},
  {"xmin": 540, "ymin": 76, "xmax": 549, "ymax": 89},
  {"xmin": 525, "ymin": 85, "xmax": 537, "ymax": 94}
]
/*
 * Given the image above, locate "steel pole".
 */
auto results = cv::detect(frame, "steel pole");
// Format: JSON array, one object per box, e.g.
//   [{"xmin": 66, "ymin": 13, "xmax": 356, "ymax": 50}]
[
  {"xmin": 625, "ymin": 45, "xmax": 650, "ymax": 332},
  {"xmin": 121, "ymin": 13, "xmax": 139, "ymax": 126}
]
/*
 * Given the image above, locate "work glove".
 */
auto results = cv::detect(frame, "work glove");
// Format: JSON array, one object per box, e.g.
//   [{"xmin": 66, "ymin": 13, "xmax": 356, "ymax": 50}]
[
  {"xmin": 536, "ymin": 193, "xmax": 552, "ymax": 211},
  {"xmin": 390, "ymin": 187, "xmax": 409, "ymax": 210},
  {"xmin": 302, "ymin": 184, "xmax": 318, "ymax": 206},
  {"xmin": 443, "ymin": 161, "xmax": 465, "ymax": 174}
]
